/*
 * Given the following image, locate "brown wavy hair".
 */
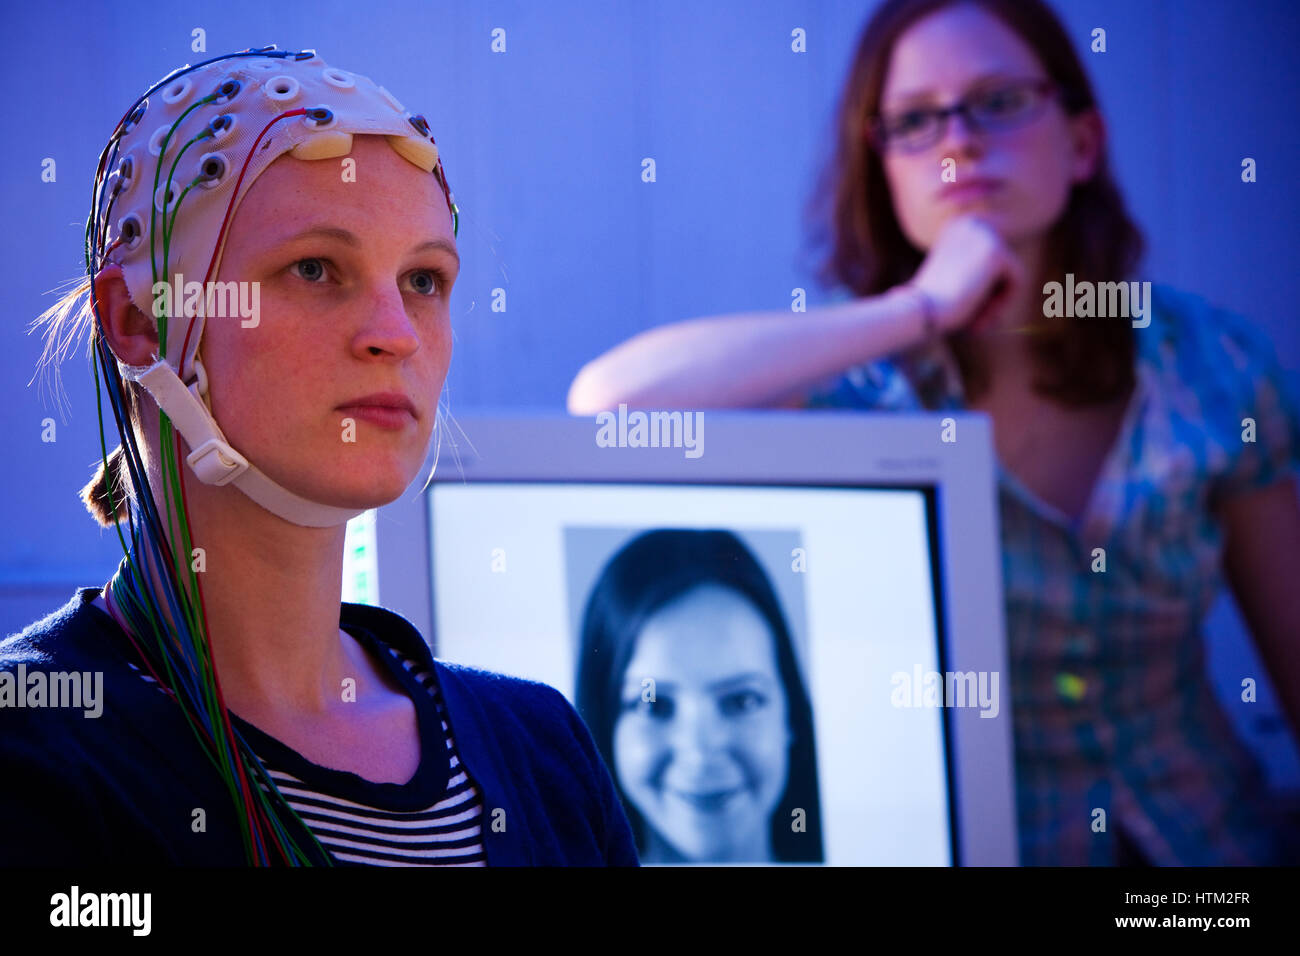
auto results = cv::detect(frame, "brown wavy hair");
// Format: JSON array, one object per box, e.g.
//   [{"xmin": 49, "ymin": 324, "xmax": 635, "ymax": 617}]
[{"xmin": 804, "ymin": 0, "xmax": 1145, "ymax": 406}]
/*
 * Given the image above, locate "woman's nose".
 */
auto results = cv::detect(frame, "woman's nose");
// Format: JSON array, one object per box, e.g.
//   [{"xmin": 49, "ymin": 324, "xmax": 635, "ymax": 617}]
[
  {"xmin": 669, "ymin": 699, "xmax": 729, "ymax": 761},
  {"xmin": 353, "ymin": 285, "xmax": 421, "ymax": 358},
  {"xmin": 936, "ymin": 109, "xmax": 985, "ymax": 157}
]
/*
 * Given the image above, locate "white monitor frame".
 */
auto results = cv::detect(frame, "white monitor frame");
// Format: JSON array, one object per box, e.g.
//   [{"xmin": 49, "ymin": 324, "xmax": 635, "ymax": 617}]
[{"xmin": 372, "ymin": 409, "xmax": 1017, "ymax": 865}]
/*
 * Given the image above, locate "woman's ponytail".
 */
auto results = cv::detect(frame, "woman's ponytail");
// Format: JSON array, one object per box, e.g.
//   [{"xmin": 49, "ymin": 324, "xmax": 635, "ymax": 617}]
[{"xmin": 81, "ymin": 443, "xmax": 133, "ymax": 528}]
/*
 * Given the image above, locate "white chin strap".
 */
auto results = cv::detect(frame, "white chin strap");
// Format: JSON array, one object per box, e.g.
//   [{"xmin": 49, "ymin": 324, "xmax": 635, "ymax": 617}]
[{"xmin": 125, "ymin": 358, "xmax": 365, "ymax": 528}]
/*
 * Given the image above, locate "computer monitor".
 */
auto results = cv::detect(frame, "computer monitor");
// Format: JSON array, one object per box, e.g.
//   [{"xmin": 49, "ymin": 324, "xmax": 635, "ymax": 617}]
[{"xmin": 372, "ymin": 409, "xmax": 1016, "ymax": 865}]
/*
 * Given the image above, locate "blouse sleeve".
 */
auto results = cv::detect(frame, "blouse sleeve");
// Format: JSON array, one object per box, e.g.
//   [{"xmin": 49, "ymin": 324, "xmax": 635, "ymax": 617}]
[
  {"xmin": 802, "ymin": 359, "xmax": 923, "ymax": 411},
  {"xmin": 1199, "ymin": 296, "xmax": 1300, "ymax": 499}
]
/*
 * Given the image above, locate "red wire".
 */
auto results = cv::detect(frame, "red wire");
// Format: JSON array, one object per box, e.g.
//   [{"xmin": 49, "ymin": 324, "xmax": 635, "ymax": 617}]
[
  {"xmin": 170, "ymin": 427, "xmax": 271, "ymax": 861},
  {"xmin": 97, "ymin": 72, "xmax": 319, "ymax": 868},
  {"xmin": 176, "ymin": 108, "xmax": 307, "ymax": 374},
  {"xmin": 172, "ymin": 427, "xmax": 295, "ymax": 866},
  {"xmin": 162, "ymin": 101, "xmax": 455, "ymax": 867},
  {"xmin": 175, "ymin": 109, "xmax": 310, "ymax": 865}
]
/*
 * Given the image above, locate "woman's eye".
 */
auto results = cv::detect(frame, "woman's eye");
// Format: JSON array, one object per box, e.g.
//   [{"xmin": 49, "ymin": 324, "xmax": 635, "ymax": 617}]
[
  {"xmin": 893, "ymin": 110, "xmax": 931, "ymax": 134},
  {"xmin": 288, "ymin": 258, "xmax": 445, "ymax": 297},
  {"xmin": 720, "ymin": 689, "xmax": 766, "ymax": 716},
  {"xmin": 289, "ymin": 257, "xmax": 330, "ymax": 283},
  {"xmin": 408, "ymin": 269, "xmax": 444, "ymax": 298},
  {"xmin": 978, "ymin": 88, "xmax": 1026, "ymax": 115}
]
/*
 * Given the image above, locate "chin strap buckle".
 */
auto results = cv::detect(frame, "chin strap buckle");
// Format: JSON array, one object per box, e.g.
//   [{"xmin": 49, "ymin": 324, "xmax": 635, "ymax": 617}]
[
  {"xmin": 126, "ymin": 358, "xmax": 366, "ymax": 527},
  {"xmin": 185, "ymin": 437, "xmax": 249, "ymax": 486}
]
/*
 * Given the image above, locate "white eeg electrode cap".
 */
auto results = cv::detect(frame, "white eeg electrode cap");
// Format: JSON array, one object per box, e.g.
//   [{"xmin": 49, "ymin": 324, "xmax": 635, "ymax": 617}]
[{"xmin": 100, "ymin": 47, "xmax": 456, "ymax": 527}]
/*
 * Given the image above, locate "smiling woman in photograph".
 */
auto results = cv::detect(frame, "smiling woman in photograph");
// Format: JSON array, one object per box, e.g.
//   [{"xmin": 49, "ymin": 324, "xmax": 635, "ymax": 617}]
[
  {"xmin": 568, "ymin": 0, "xmax": 1300, "ymax": 865},
  {"xmin": 575, "ymin": 528, "xmax": 825, "ymax": 863},
  {"xmin": 1, "ymin": 46, "xmax": 637, "ymax": 867}
]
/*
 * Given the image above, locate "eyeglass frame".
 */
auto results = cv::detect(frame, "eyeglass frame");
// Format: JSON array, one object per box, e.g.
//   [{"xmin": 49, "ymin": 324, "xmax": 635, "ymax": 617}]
[{"xmin": 866, "ymin": 78, "xmax": 1063, "ymax": 154}]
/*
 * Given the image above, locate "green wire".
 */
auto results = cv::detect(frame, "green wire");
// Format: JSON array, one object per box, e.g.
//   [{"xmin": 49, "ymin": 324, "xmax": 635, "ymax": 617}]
[
  {"xmin": 90, "ymin": 74, "xmax": 338, "ymax": 865},
  {"xmin": 153, "ymin": 105, "xmax": 331, "ymax": 865}
]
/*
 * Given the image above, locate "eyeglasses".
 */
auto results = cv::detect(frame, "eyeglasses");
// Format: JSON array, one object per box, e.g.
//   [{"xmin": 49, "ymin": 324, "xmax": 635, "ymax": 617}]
[{"xmin": 869, "ymin": 78, "xmax": 1061, "ymax": 154}]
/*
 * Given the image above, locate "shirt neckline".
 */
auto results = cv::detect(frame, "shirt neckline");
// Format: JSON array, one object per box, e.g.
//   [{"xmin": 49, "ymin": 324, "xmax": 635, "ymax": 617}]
[
  {"xmin": 902, "ymin": 297, "xmax": 1168, "ymax": 541},
  {"xmin": 77, "ymin": 587, "xmax": 452, "ymax": 812},
  {"xmin": 227, "ymin": 621, "xmax": 452, "ymax": 812}
]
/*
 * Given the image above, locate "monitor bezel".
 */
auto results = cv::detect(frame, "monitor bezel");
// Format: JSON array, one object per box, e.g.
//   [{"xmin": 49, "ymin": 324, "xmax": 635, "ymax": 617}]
[{"xmin": 372, "ymin": 408, "xmax": 1017, "ymax": 865}]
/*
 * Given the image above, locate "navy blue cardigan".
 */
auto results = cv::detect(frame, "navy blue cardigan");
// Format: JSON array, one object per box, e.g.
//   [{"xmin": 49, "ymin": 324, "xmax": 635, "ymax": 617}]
[{"xmin": 0, "ymin": 589, "xmax": 639, "ymax": 867}]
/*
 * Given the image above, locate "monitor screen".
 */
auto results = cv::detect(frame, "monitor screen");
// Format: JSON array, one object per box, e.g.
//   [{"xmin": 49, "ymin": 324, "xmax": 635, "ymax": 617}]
[{"xmin": 428, "ymin": 480, "xmax": 954, "ymax": 865}]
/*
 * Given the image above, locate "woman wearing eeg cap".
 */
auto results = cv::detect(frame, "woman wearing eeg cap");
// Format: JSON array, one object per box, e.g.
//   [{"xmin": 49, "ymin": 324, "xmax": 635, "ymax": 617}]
[{"xmin": 2, "ymin": 46, "xmax": 638, "ymax": 866}]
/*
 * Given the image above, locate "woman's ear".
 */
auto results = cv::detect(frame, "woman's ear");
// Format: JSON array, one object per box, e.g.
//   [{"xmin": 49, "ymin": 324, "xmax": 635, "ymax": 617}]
[
  {"xmin": 1066, "ymin": 106, "xmax": 1105, "ymax": 186},
  {"xmin": 93, "ymin": 263, "xmax": 159, "ymax": 367}
]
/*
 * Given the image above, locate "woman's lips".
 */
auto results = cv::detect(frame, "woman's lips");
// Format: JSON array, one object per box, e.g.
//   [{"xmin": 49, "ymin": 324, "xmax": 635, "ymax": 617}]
[
  {"xmin": 671, "ymin": 787, "xmax": 742, "ymax": 813},
  {"xmin": 338, "ymin": 405, "xmax": 415, "ymax": 430},
  {"xmin": 940, "ymin": 180, "xmax": 1002, "ymax": 203}
]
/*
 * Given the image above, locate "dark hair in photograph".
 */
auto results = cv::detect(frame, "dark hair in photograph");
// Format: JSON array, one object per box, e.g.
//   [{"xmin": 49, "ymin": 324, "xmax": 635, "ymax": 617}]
[
  {"xmin": 805, "ymin": 0, "xmax": 1146, "ymax": 406},
  {"xmin": 575, "ymin": 528, "xmax": 824, "ymax": 863}
]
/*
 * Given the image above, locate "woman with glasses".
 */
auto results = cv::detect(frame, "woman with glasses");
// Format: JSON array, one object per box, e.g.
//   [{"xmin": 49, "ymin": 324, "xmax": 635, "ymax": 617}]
[{"xmin": 567, "ymin": 0, "xmax": 1300, "ymax": 866}]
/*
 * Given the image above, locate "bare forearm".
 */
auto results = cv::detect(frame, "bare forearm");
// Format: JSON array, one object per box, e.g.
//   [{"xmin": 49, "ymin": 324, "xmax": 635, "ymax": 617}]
[
  {"xmin": 566, "ymin": 288, "xmax": 926, "ymax": 413},
  {"xmin": 1234, "ymin": 581, "xmax": 1300, "ymax": 739},
  {"xmin": 1220, "ymin": 479, "xmax": 1300, "ymax": 738}
]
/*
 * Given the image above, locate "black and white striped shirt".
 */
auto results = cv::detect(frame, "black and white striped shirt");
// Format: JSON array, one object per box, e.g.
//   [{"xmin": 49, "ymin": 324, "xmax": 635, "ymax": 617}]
[{"xmin": 124, "ymin": 626, "xmax": 487, "ymax": 866}]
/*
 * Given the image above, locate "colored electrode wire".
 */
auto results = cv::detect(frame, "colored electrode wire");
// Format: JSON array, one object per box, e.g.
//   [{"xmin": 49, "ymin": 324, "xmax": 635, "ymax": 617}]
[
  {"xmin": 81, "ymin": 45, "xmax": 459, "ymax": 865},
  {"xmin": 89, "ymin": 48, "xmax": 330, "ymax": 866}
]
